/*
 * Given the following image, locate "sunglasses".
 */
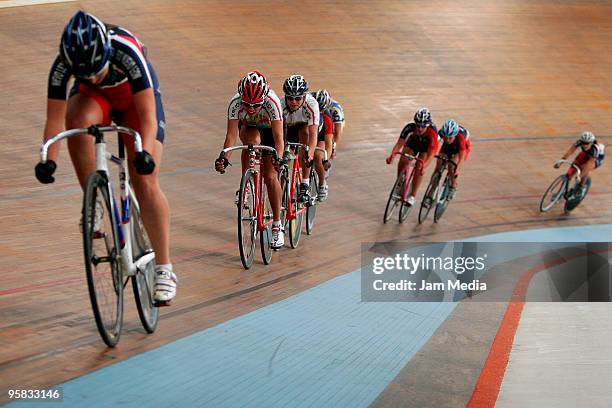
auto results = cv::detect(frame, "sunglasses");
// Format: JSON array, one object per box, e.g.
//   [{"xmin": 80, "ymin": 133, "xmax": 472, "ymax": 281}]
[
  {"xmin": 417, "ymin": 123, "xmax": 429, "ymax": 128},
  {"xmin": 241, "ymin": 100, "xmax": 264, "ymax": 109},
  {"xmin": 286, "ymin": 95, "xmax": 304, "ymax": 101}
]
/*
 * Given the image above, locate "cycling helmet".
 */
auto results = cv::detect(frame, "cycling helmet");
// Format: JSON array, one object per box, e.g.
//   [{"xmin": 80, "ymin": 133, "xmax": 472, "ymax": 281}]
[
  {"xmin": 439, "ymin": 119, "xmax": 460, "ymax": 138},
  {"xmin": 283, "ymin": 75, "xmax": 309, "ymax": 97},
  {"xmin": 313, "ymin": 89, "xmax": 331, "ymax": 111},
  {"xmin": 414, "ymin": 108, "xmax": 432, "ymax": 126},
  {"xmin": 579, "ymin": 131, "xmax": 595, "ymax": 144},
  {"xmin": 238, "ymin": 71, "xmax": 269, "ymax": 104},
  {"xmin": 59, "ymin": 11, "xmax": 112, "ymax": 78}
]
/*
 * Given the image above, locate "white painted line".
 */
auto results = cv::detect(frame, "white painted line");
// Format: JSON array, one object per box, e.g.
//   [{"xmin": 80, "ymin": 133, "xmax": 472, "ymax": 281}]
[{"xmin": 0, "ymin": 0, "xmax": 75, "ymax": 9}]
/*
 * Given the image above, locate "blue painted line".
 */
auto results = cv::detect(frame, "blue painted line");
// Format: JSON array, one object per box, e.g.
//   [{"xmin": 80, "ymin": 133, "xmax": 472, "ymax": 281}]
[{"xmin": 10, "ymin": 224, "xmax": 612, "ymax": 408}]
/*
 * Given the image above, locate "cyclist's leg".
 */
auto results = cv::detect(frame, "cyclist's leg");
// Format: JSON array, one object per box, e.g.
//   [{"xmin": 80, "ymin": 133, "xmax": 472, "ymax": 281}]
[
  {"xmin": 412, "ymin": 149, "xmax": 434, "ymax": 197},
  {"xmin": 315, "ymin": 140, "xmax": 326, "ymax": 188},
  {"xmin": 65, "ymin": 84, "xmax": 111, "ymax": 188},
  {"xmin": 238, "ymin": 126, "xmax": 260, "ymax": 173},
  {"xmin": 578, "ymin": 158, "xmax": 596, "ymax": 185},
  {"xmin": 259, "ymin": 128, "xmax": 282, "ymax": 222},
  {"xmin": 398, "ymin": 145, "xmax": 416, "ymax": 177},
  {"xmin": 298, "ymin": 125, "xmax": 311, "ymax": 182}
]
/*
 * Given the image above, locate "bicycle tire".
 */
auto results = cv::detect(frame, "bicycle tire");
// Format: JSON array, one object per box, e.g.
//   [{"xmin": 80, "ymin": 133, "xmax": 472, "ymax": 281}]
[
  {"xmin": 289, "ymin": 169, "xmax": 303, "ymax": 248},
  {"xmin": 398, "ymin": 174, "xmax": 414, "ymax": 223},
  {"xmin": 434, "ymin": 177, "xmax": 451, "ymax": 223},
  {"xmin": 279, "ymin": 166, "xmax": 289, "ymax": 232},
  {"xmin": 540, "ymin": 174, "xmax": 567, "ymax": 212},
  {"xmin": 418, "ymin": 171, "xmax": 441, "ymax": 224},
  {"xmin": 238, "ymin": 169, "xmax": 257, "ymax": 269},
  {"xmin": 83, "ymin": 171, "xmax": 123, "ymax": 347},
  {"xmin": 130, "ymin": 198, "xmax": 159, "ymax": 334},
  {"xmin": 565, "ymin": 176, "xmax": 591, "ymax": 213},
  {"xmin": 260, "ymin": 178, "xmax": 273, "ymax": 264},
  {"xmin": 383, "ymin": 173, "xmax": 404, "ymax": 223},
  {"xmin": 306, "ymin": 168, "xmax": 319, "ymax": 235}
]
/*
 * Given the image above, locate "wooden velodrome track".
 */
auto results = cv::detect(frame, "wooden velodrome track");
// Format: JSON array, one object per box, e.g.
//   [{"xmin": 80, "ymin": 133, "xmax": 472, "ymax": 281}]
[{"xmin": 1, "ymin": 0, "xmax": 612, "ymax": 400}]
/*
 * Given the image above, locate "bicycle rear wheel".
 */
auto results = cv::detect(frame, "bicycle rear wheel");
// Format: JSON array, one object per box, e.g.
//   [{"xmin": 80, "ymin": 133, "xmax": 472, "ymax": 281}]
[
  {"xmin": 83, "ymin": 171, "xmax": 123, "ymax": 347},
  {"xmin": 565, "ymin": 176, "xmax": 591, "ymax": 213},
  {"xmin": 383, "ymin": 173, "xmax": 404, "ymax": 223},
  {"xmin": 540, "ymin": 174, "xmax": 567, "ymax": 212},
  {"xmin": 289, "ymin": 171, "xmax": 303, "ymax": 248},
  {"xmin": 238, "ymin": 169, "xmax": 257, "ymax": 269},
  {"xmin": 260, "ymin": 179, "xmax": 273, "ymax": 264},
  {"xmin": 434, "ymin": 177, "xmax": 452, "ymax": 223},
  {"xmin": 418, "ymin": 172, "xmax": 440, "ymax": 224},
  {"xmin": 306, "ymin": 168, "xmax": 319, "ymax": 235},
  {"xmin": 130, "ymin": 197, "xmax": 159, "ymax": 333}
]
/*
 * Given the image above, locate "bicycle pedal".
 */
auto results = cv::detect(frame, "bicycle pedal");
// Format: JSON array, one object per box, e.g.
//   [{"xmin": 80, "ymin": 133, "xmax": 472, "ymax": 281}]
[{"xmin": 92, "ymin": 231, "xmax": 105, "ymax": 239}]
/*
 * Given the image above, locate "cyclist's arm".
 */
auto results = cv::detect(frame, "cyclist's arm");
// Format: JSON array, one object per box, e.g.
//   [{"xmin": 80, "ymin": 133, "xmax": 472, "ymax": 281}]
[
  {"xmin": 333, "ymin": 122, "xmax": 343, "ymax": 148},
  {"xmin": 42, "ymin": 99, "xmax": 67, "ymax": 162},
  {"xmin": 307, "ymin": 124, "xmax": 317, "ymax": 161},
  {"xmin": 388, "ymin": 137, "xmax": 405, "ymax": 161},
  {"xmin": 222, "ymin": 119, "xmax": 240, "ymax": 159},
  {"xmin": 560, "ymin": 144, "xmax": 578, "ymax": 160},
  {"xmin": 271, "ymin": 120, "xmax": 284, "ymax": 158},
  {"xmin": 132, "ymin": 88, "xmax": 158, "ymax": 153}
]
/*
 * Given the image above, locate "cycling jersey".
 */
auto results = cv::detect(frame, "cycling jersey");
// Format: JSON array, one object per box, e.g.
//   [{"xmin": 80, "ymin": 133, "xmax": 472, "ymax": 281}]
[
  {"xmin": 440, "ymin": 125, "xmax": 471, "ymax": 157},
  {"xmin": 574, "ymin": 140, "xmax": 605, "ymax": 168},
  {"xmin": 325, "ymin": 100, "xmax": 345, "ymax": 124},
  {"xmin": 400, "ymin": 122, "xmax": 439, "ymax": 154},
  {"xmin": 317, "ymin": 112, "xmax": 333, "ymax": 142},
  {"xmin": 227, "ymin": 89, "xmax": 283, "ymax": 128},
  {"xmin": 282, "ymin": 93, "xmax": 320, "ymax": 128}
]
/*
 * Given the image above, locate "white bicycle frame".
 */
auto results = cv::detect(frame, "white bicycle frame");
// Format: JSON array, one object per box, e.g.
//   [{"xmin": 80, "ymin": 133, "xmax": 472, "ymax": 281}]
[{"xmin": 39, "ymin": 125, "xmax": 155, "ymax": 277}]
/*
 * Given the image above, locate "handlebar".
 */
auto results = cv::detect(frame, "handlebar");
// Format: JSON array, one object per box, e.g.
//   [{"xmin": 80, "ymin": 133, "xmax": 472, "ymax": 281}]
[
  {"xmin": 555, "ymin": 159, "xmax": 581, "ymax": 182},
  {"xmin": 219, "ymin": 144, "xmax": 279, "ymax": 160},
  {"xmin": 39, "ymin": 125, "xmax": 143, "ymax": 163},
  {"xmin": 390, "ymin": 152, "xmax": 423, "ymax": 163},
  {"xmin": 435, "ymin": 154, "xmax": 458, "ymax": 169}
]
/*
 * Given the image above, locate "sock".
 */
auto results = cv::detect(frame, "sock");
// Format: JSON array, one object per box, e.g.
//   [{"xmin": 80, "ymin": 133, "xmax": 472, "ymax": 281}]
[
  {"xmin": 303, "ymin": 179, "xmax": 310, "ymax": 186},
  {"xmin": 156, "ymin": 263, "xmax": 173, "ymax": 273}
]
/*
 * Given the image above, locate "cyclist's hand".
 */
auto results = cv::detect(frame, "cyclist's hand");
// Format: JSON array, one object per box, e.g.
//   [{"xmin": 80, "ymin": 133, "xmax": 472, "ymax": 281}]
[
  {"xmin": 35, "ymin": 160, "xmax": 56, "ymax": 184},
  {"xmin": 554, "ymin": 161, "xmax": 562, "ymax": 169},
  {"xmin": 307, "ymin": 151, "xmax": 315, "ymax": 163},
  {"xmin": 386, "ymin": 155, "xmax": 394, "ymax": 165},
  {"xmin": 271, "ymin": 155, "xmax": 282, "ymax": 171},
  {"xmin": 322, "ymin": 160, "xmax": 331, "ymax": 170},
  {"xmin": 215, "ymin": 157, "xmax": 230, "ymax": 173},
  {"xmin": 134, "ymin": 150, "xmax": 156, "ymax": 175},
  {"xmin": 331, "ymin": 149, "xmax": 336, "ymax": 159}
]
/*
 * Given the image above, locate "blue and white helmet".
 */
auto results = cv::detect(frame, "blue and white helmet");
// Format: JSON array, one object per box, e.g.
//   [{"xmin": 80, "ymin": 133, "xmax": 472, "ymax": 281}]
[
  {"xmin": 283, "ymin": 75, "xmax": 309, "ymax": 97},
  {"xmin": 313, "ymin": 89, "xmax": 331, "ymax": 111},
  {"xmin": 414, "ymin": 108, "xmax": 432, "ymax": 126},
  {"xmin": 439, "ymin": 119, "xmax": 460, "ymax": 138},
  {"xmin": 579, "ymin": 131, "xmax": 595, "ymax": 144},
  {"xmin": 59, "ymin": 11, "xmax": 112, "ymax": 78}
]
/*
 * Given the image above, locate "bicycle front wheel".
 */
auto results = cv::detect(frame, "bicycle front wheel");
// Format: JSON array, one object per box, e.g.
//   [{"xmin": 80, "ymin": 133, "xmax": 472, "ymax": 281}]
[
  {"xmin": 238, "ymin": 169, "xmax": 257, "ymax": 269},
  {"xmin": 289, "ymin": 171, "xmax": 303, "ymax": 248},
  {"xmin": 540, "ymin": 174, "xmax": 567, "ymax": 212},
  {"xmin": 418, "ymin": 172, "xmax": 441, "ymax": 224},
  {"xmin": 130, "ymin": 198, "xmax": 159, "ymax": 333},
  {"xmin": 259, "ymin": 178, "xmax": 273, "ymax": 264},
  {"xmin": 398, "ymin": 176, "xmax": 414, "ymax": 223},
  {"xmin": 383, "ymin": 173, "xmax": 404, "ymax": 223},
  {"xmin": 434, "ymin": 177, "xmax": 452, "ymax": 223},
  {"xmin": 83, "ymin": 171, "xmax": 123, "ymax": 347},
  {"xmin": 306, "ymin": 168, "xmax": 319, "ymax": 235}
]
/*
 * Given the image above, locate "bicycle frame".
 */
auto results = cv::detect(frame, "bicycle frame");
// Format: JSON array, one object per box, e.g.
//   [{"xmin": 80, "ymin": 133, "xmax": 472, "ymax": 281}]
[
  {"xmin": 394, "ymin": 152, "xmax": 423, "ymax": 201},
  {"xmin": 220, "ymin": 144, "xmax": 278, "ymax": 233},
  {"xmin": 39, "ymin": 125, "xmax": 154, "ymax": 277},
  {"xmin": 284, "ymin": 142, "xmax": 313, "ymax": 221},
  {"xmin": 556, "ymin": 159, "xmax": 582, "ymax": 197}
]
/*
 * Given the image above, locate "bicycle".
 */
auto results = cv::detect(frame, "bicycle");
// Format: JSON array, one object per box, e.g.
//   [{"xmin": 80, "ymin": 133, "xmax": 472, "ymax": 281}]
[
  {"xmin": 304, "ymin": 145, "xmax": 329, "ymax": 235},
  {"xmin": 539, "ymin": 159, "xmax": 591, "ymax": 214},
  {"xmin": 38, "ymin": 125, "xmax": 159, "ymax": 347},
  {"xmin": 218, "ymin": 144, "xmax": 279, "ymax": 269},
  {"xmin": 418, "ymin": 155, "xmax": 458, "ymax": 224},
  {"xmin": 383, "ymin": 153, "xmax": 423, "ymax": 224}
]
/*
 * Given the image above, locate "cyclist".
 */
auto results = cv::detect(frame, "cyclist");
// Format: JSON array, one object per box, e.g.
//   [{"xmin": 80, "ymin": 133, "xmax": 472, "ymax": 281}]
[
  {"xmin": 555, "ymin": 131, "xmax": 605, "ymax": 195},
  {"xmin": 326, "ymin": 92, "xmax": 345, "ymax": 159},
  {"xmin": 216, "ymin": 71, "xmax": 285, "ymax": 248},
  {"xmin": 386, "ymin": 108, "xmax": 439, "ymax": 207},
  {"xmin": 425, "ymin": 118, "xmax": 471, "ymax": 204},
  {"xmin": 281, "ymin": 75, "xmax": 319, "ymax": 202},
  {"xmin": 34, "ymin": 11, "xmax": 176, "ymax": 306},
  {"xmin": 312, "ymin": 89, "xmax": 334, "ymax": 201}
]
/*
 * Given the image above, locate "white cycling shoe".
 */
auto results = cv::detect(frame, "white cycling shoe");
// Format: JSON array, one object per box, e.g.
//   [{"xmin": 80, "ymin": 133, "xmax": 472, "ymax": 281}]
[
  {"xmin": 406, "ymin": 195, "xmax": 416, "ymax": 206},
  {"xmin": 271, "ymin": 226, "xmax": 284, "ymax": 250},
  {"xmin": 154, "ymin": 266, "xmax": 177, "ymax": 306}
]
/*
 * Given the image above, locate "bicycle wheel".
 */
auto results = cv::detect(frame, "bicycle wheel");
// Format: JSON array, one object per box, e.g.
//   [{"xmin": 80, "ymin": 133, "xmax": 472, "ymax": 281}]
[
  {"xmin": 434, "ymin": 177, "xmax": 452, "ymax": 223},
  {"xmin": 398, "ymin": 173, "xmax": 414, "ymax": 223},
  {"xmin": 238, "ymin": 169, "xmax": 257, "ymax": 269},
  {"xmin": 306, "ymin": 168, "xmax": 319, "ymax": 235},
  {"xmin": 539, "ymin": 174, "xmax": 567, "ymax": 212},
  {"xmin": 418, "ymin": 172, "xmax": 441, "ymax": 224},
  {"xmin": 130, "ymin": 197, "xmax": 159, "ymax": 333},
  {"xmin": 289, "ymin": 171, "xmax": 303, "ymax": 248},
  {"xmin": 565, "ymin": 176, "xmax": 591, "ymax": 213},
  {"xmin": 279, "ymin": 166, "xmax": 289, "ymax": 231},
  {"xmin": 83, "ymin": 171, "xmax": 123, "ymax": 347},
  {"xmin": 259, "ymin": 179, "xmax": 273, "ymax": 264},
  {"xmin": 383, "ymin": 173, "xmax": 404, "ymax": 223}
]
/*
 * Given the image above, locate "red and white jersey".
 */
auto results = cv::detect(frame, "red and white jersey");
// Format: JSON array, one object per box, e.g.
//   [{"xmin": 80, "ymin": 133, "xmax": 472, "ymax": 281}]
[
  {"xmin": 227, "ymin": 89, "xmax": 283, "ymax": 128},
  {"xmin": 281, "ymin": 93, "xmax": 320, "ymax": 127}
]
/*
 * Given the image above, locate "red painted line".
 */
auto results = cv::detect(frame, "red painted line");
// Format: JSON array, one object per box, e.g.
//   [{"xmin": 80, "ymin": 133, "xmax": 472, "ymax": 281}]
[{"xmin": 467, "ymin": 248, "xmax": 610, "ymax": 407}]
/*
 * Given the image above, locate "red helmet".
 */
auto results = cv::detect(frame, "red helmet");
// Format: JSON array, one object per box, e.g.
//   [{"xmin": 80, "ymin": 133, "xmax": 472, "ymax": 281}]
[{"xmin": 238, "ymin": 71, "xmax": 269, "ymax": 104}]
